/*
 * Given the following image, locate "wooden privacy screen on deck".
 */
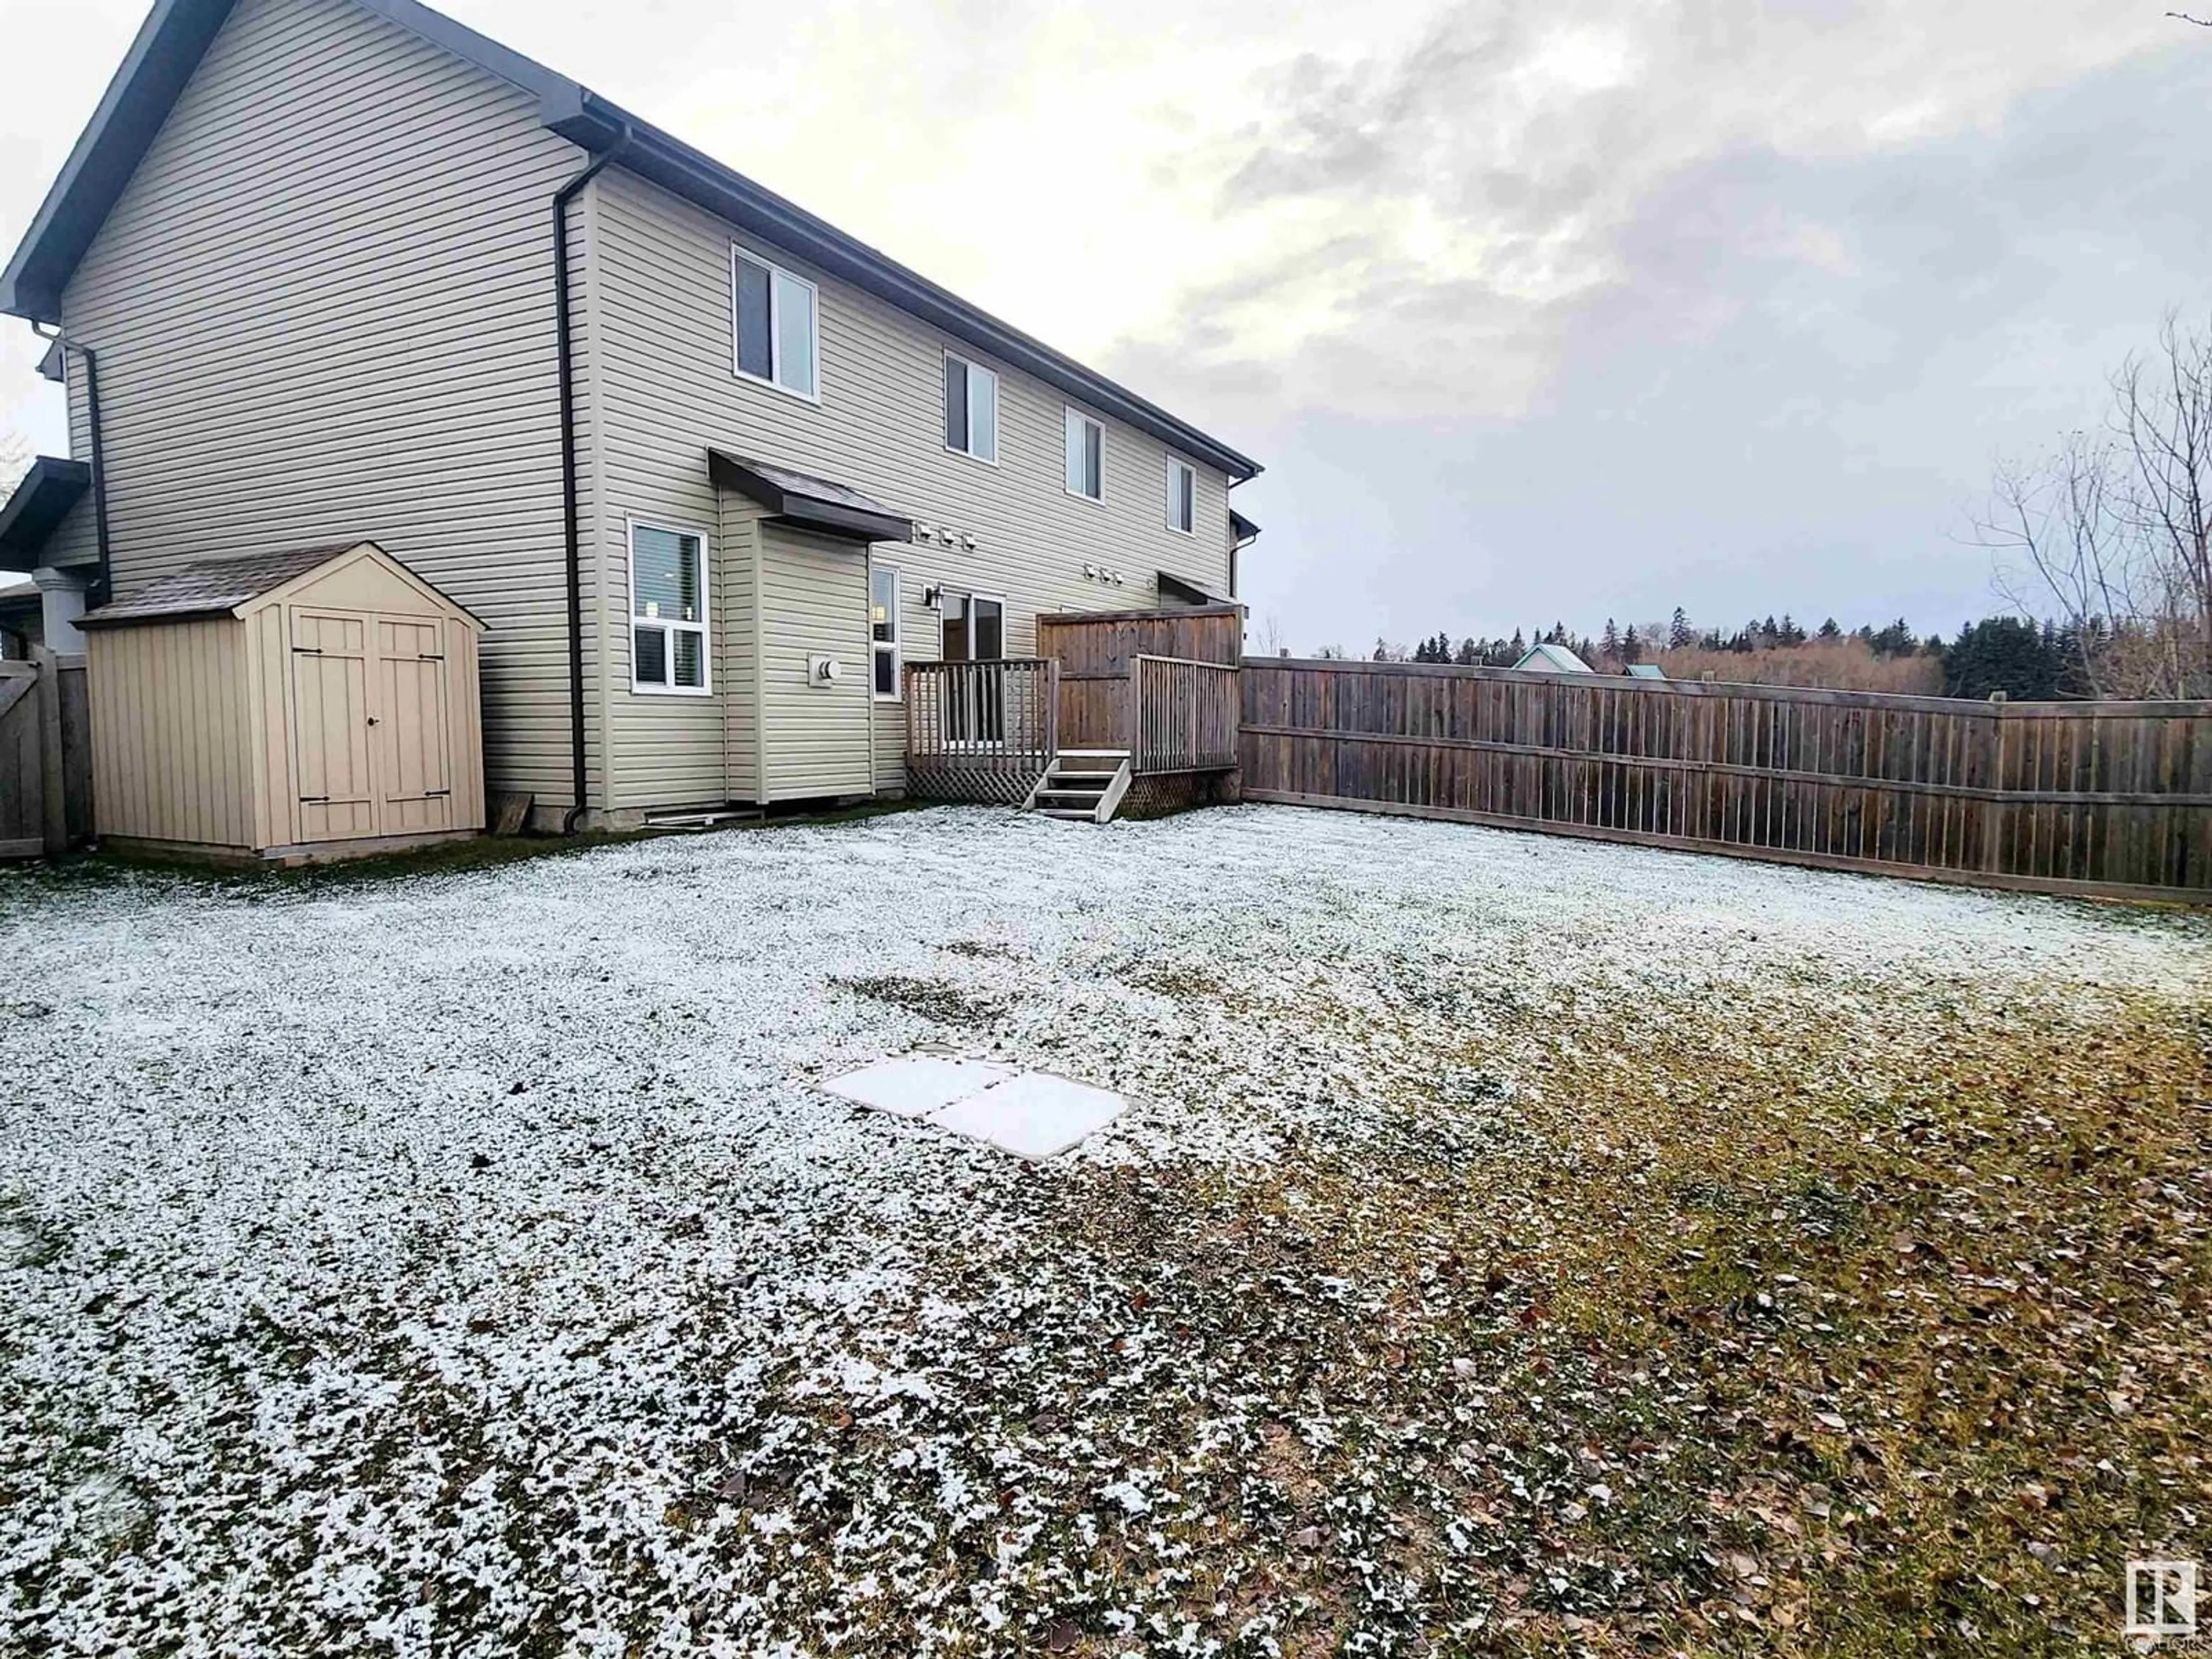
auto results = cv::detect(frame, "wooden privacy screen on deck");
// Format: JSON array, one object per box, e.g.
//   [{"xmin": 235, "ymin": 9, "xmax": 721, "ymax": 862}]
[
  {"xmin": 1039, "ymin": 605, "xmax": 1242, "ymax": 752},
  {"xmin": 1241, "ymin": 658, "xmax": 2212, "ymax": 902}
]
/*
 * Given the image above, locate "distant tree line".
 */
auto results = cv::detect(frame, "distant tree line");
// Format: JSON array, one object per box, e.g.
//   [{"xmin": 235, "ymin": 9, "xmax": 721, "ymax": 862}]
[{"xmin": 1332, "ymin": 609, "xmax": 2125, "ymax": 702}]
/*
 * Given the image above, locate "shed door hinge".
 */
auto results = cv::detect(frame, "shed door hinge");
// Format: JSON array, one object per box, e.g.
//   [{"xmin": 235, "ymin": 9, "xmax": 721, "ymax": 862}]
[
  {"xmin": 300, "ymin": 796, "xmax": 329, "ymax": 804},
  {"xmin": 426, "ymin": 790, "xmax": 451, "ymax": 799},
  {"xmin": 291, "ymin": 647, "xmax": 323, "ymax": 656}
]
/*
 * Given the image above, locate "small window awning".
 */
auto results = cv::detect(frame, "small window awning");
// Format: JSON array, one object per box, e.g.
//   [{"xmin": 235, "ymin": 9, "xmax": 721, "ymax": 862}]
[
  {"xmin": 1229, "ymin": 508, "xmax": 1262, "ymax": 544},
  {"xmin": 1157, "ymin": 569, "xmax": 1241, "ymax": 608},
  {"xmin": 36, "ymin": 340, "xmax": 66, "ymax": 384},
  {"xmin": 709, "ymin": 450, "xmax": 913, "ymax": 544},
  {"xmin": 0, "ymin": 456, "xmax": 92, "ymax": 571}
]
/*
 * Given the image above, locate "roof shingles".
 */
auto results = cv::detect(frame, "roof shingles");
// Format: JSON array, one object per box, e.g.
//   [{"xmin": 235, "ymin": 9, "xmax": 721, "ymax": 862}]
[{"xmin": 78, "ymin": 544, "xmax": 366, "ymax": 627}]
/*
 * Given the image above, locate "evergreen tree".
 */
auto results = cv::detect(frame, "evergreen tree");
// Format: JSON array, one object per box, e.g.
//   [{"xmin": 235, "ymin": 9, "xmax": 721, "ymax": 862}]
[
  {"xmin": 1817, "ymin": 617, "xmax": 1843, "ymax": 642},
  {"xmin": 1669, "ymin": 607, "xmax": 1692, "ymax": 649},
  {"xmin": 1508, "ymin": 628, "xmax": 1527, "ymax": 662},
  {"xmin": 1621, "ymin": 624, "xmax": 1643, "ymax": 663},
  {"xmin": 1601, "ymin": 619, "xmax": 1621, "ymax": 660},
  {"xmin": 1945, "ymin": 618, "xmax": 2061, "ymax": 700}
]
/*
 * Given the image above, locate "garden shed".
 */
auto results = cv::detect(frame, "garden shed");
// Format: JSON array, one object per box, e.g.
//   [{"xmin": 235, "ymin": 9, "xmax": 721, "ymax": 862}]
[{"xmin": 78, "ymin": 542, "xmax": 486, "ymax": 862}]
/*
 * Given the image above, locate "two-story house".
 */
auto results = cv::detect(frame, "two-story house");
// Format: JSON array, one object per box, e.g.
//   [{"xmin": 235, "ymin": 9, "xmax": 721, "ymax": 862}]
[{"xmin": 0, "ymin": 0, "xmax": 1261, "ymax": 834}]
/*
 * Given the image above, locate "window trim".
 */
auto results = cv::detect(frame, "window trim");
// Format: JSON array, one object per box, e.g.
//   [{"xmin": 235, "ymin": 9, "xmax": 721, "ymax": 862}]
[
  {"xmin": 939, "ymin": 588, "xmax": 1008, "ymax": 661},
  {"xmin": 869, "ymin": 559, "xmax": 902, "ymax": 703},
  {"xmin": 627, "ymin": 517, "xmax": 713, "ymax": 698},
  {"xmin": 1165, "ymin": 457, "xmax": 1198, "ymax": 536},
  {"xmin": 942, "ymin": 349, "xmax": 1000, "ymax": 467},
  {"xmin": 729, "ymin": 243, "xmax": 823, "ymax": 406},
  {"xmin": 1064, "ymin": 406, "xmax": 1104, "ymax": 503}
]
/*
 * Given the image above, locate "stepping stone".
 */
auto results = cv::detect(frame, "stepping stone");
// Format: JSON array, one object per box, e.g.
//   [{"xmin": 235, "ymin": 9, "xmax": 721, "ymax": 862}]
[
  {"xmin": 823, "ymin": 1055, "xmax": 1013, "ymax": 1119},
  {"xmin": 925, "ymin": 1072, "xmax": 1128, "ymax": 1160}
]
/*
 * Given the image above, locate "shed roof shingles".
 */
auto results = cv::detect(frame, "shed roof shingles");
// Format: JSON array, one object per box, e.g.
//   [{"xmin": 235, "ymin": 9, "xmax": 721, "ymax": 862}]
[{"xmin": 79, "ymin": 544, "xmax": 365, "ymax": 627}]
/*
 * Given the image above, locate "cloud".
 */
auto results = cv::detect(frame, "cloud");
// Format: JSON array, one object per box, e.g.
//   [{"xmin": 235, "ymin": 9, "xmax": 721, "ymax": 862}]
[{"xmin": 1117, "ymin": 0, "xmax": 2188, "ymax": 426}]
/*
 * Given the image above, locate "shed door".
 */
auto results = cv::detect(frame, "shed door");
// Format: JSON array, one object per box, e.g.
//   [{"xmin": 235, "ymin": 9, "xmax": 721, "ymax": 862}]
[
  {"xmin": 371, "ymin": 616, "xmax": 454, "ymax": 835},
  {"xmin": 289, "ymin": 611, "xmax": 378, "ymax": 841}
]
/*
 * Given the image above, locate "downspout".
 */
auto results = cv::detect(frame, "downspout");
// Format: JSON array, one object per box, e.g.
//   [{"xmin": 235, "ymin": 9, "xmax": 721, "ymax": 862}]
[
  {"xmin": 554, "ymin": 134, "xmax": 628, "ymax": 834},
  {"xmin": 31, "ymin": 323, "xmax": 112, "ymax": 608}
]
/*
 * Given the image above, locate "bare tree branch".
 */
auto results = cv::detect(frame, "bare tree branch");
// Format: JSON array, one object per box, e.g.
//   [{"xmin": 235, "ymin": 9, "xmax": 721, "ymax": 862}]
[
  {"xmin": 1973, "ymin": 312, "xmax": 2212, "ymax": 699},
  {"xmin": 2170, "ymin": 10, "xmax": 2212, "ymax": 23}
]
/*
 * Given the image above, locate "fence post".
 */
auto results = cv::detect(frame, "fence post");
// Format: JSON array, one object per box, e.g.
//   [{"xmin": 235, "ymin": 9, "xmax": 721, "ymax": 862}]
[
  {"xmin": 1980, "ymin": 693, "xmax": 2008, "ymax": 876},
  {"xmin": 1046, "ymin": 658, "xmax": 1061, "ymax": 763},
  {"xmin": 33, "ymin": 647, "xmax": 66, "ymax": 855}
]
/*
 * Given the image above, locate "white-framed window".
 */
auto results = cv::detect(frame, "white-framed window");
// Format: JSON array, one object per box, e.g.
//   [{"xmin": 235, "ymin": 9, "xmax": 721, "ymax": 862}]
[
  {"xmin": 1065, "ymin": 407, "xmax": 1103, "ymax": 501},
  {"xmin": 944, "ymin": 351, "xmax": 998, "ymax": 463},
  {"xmin": 1166, "ymin": 458, "xmax": 1196, "ymax": 535},
  {"xmin": 731, "ymin": 245, "xmax": 819, "ymax": 400},
  {"xmin": 870, "ymin": 562, "xmax": 900, "ymax": 700},
  {"xmin": 629, "ymin": 520, "xmax": 710, "ymax": 695}
]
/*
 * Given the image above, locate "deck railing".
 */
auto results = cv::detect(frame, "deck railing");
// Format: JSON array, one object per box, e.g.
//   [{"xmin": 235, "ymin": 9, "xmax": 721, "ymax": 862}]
[
  {"xmin": 1130, "ymin": 654, "xmax": 1240, "ymax": 774},
  {"xmin": 904, "ymin": 658, "xmax": 1059, "ymax": 803}
]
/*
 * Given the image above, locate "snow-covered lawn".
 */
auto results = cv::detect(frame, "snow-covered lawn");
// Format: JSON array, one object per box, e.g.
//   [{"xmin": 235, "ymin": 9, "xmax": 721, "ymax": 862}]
[{"xmin": 2, "ymin": 804, "xmax": 2207, "ymax": 1656}]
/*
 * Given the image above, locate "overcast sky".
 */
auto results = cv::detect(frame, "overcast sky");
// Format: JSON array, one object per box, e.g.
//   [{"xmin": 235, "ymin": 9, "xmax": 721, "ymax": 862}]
[{"xmin": 2, "ymin": 0, "xmax": 2206, "ymax": 651}]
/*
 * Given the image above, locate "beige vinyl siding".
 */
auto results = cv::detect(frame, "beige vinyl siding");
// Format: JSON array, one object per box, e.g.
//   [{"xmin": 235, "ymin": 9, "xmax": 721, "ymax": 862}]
[
  {"xmin": 55, "ymin": 0, "xmax": 596, "ymax": 806},
  {"xmin": 871, "ymin": 562, "xmax": 937, "ymax": 793},
  {"xmin": 87, "ymin": 619, "xmax": 252, "ymax": 849},
  {"xmin": 717, "ymin": 497, "xmax": 765, "ymax": 802},
  {"xmin": 590, "ymin": 168, "xmax": 1237, "ymax": 808},
  {"xmin": 759, "ymin": 526, "xmax": 872, "ymax": 801}
]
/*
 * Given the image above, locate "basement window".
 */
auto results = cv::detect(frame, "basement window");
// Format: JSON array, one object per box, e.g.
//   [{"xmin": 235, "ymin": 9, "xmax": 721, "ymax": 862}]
[{"xmin": 630, "ymin": 521, "xmax": 710, "ymax": 695}]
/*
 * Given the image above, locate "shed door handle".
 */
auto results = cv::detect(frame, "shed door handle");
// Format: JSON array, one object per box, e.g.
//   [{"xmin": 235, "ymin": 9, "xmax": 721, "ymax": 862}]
[{"xmin": 367, "ymin": 716, "xmax": 381, "ymax": 727}]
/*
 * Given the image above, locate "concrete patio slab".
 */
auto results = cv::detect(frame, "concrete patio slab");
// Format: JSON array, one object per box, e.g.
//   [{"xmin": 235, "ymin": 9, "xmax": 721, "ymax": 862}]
[
  {"xmin": 822, "ymin": 1055, "xmax": 1013, "ymax": 1118},
  {"xmin": 925, "ymin": 1071, "xmax": 1129, "ymax": 1160}
]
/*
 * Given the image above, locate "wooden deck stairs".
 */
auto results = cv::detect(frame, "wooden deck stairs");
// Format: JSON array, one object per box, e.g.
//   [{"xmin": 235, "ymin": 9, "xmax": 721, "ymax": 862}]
[{"xmin": 1024, "ymin": 751, "xmax": 1132, "ymax": 824}]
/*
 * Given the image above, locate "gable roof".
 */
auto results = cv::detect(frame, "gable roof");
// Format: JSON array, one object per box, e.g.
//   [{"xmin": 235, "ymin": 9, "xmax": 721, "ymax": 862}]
[
  {"xmin": 1513, "ymin": 642, "xmax": 1593, "ymax": 673},
  {"xmin": 77, "ymin": 540, "xmax": 484, "ymax": 628},
  {"xmin": 78, "ymin": 544, "xmax": 361, "ymax": 626},
  {"xmin": 3, "ymin": 0, "xmax": 1263, "ymax": 486}
]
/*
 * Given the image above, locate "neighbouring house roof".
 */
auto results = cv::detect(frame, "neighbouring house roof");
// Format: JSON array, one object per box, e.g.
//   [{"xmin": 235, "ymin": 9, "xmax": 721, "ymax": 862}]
[
  {"xmin": 0, "ymin": 456, "xmax": 92, "ymax": 570},
  {"xmin": 1626, "ymin": 662, "xmax": 1666, "ymax": 680},
  {"xmin": 2, "ymin": 0, "xmax": 1263, "ymax": 486},
  {"xmin": 1157, "ymin": 569, "xmax": 1240, "ymax": 608},
  {"xmin": 707, "ymin": 450, "xmax": 912, "ymax": 544},
  {"xmin": 1513, "ymin": 642, "xmax": 1593, "ymax": 673}
]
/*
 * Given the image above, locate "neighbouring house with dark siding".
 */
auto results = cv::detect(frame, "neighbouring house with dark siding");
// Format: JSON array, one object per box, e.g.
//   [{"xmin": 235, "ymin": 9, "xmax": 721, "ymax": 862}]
[{"xmin": 1, "ymin": 0, "xmax": 1261, "ymax": 831}]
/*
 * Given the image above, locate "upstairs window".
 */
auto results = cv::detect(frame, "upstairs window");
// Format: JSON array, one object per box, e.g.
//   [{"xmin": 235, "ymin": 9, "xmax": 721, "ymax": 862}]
[
  {"xmin": 944, "ymin": 353, "xmax": 998, "ymax": 463},
  {"xmin": 1166, "ymin": 459, "xmax": 1196, "ymax": 535},
  {"xmin": 631, "ymin": 522, "xmax": 709, "ymax": 695},
  {"xmin": 732, "ymin": 247, "xmax": 819, "ymax": 399},
  {"xmin": 870, "ymin": 565, "xmax": 900, "ymax": 699},
  {"xmin": 1065, "ymin": 408, "xmax": 1103, "ymax": 500}
]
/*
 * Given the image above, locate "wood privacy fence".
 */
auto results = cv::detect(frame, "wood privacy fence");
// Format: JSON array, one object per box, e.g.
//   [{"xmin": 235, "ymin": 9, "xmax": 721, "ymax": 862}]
[
  {"xmin": 0, "ymin": 651, "xmax": 93, "ymax": 859},
  {"xmin": 1241, "ymin": 658, "xmax": 2212, "ymax": 902},
  {"xmin": 1131, "ymin": 656, "xmax": 1240, "ymax": 773},
  {"xmin": 1039, "ymin": 605, "xmax": 1243, "ymax": 752}
]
